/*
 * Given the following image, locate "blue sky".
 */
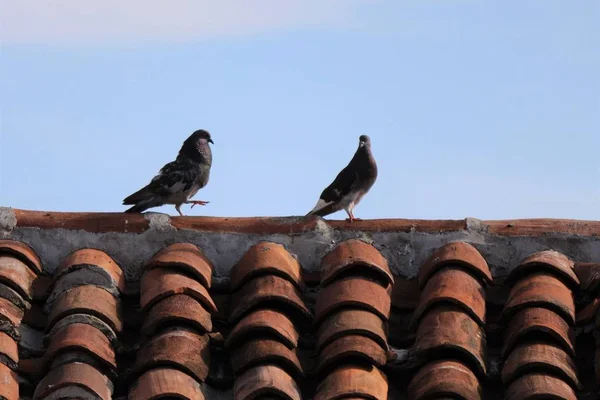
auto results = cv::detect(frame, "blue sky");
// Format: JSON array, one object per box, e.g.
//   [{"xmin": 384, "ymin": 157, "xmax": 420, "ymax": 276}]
[{"xmin": 1, "ymin": 1, "xmax": 599, "ymax": 220}]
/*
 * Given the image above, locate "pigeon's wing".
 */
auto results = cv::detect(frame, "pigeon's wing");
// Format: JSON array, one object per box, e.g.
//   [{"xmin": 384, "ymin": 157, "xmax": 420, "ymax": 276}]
[
  {"xmin": 123, "ymin": 160, "xmax": 197, "ymax": 206},
  {"xmin": 307, "ymin": 164, "xmax": 359, "ymax": 216}
]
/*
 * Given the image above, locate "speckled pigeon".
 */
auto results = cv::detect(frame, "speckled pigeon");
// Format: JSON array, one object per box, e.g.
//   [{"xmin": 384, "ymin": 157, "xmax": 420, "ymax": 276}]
[
  {"xmin": 123, "ymin": 129, "xmax": 213, "ymax": 216},
  {"xmin": 307, "ymin": 135, "xmax": 377, "ymax": 222}
]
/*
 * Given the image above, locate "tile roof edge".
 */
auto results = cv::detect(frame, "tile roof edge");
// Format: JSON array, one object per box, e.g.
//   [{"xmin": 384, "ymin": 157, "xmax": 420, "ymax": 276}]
[{"xmin": 3, "ymin": 207, "xmax": 600, "ymax": 237}]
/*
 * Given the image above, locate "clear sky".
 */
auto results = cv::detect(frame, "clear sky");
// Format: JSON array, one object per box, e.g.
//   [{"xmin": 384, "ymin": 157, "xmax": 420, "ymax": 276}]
[{"xmin": 1, "ymin": 1, "xmax": 598, "ymax": 220}]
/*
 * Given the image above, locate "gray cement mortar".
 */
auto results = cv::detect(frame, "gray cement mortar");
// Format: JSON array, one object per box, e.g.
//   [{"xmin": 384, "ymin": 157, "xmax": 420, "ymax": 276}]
[{"xmin": 1, "ymin": 207, "xmax": 599, "ymax": 284}]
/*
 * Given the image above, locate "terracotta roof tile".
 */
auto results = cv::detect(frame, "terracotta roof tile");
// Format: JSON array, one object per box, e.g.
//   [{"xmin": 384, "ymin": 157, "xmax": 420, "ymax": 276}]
[
  {"xmin": 574, "ymin": 262, "xmax": 600, "ymax": 293},
  {"xmin": 507, "ymin": 250, "xmax": 579, "ymax": 290},
  {"xmin": 0, "ymin": 256, "xmax": 37, "ymax": 301},
  {"xmin": 55, "ymin": 249, "xmax": 125, "ymax": 293},
  {"xmin": 134, "ymin": 329, "xmax": 210, "ymax": 383},
  {"xmin": 229, "ymin": 338, "xmax": 302, "ymax": 379},
  {"xmin": 140, "ymin": 268, "xmax": 217, "ymax": 313},
  {"xmin": 414, "ymin": 305, "xmax": 487, "ymax": 377},
  {"xmin": 316, "ymin": 335, "xmax": 387, "ymax": 375},
  {"xmin": 503, "ymin": 272, "xmax": 575, "ymax": 325},
  {"xmin": 503, "ymin": 307, "xmax": 575, "ymax": 359},
  {"xmin": 0, "ymin": 331, "xmax": 18, "ymax": 370},
  {"xmin": 314, "ymin": 277, "xmax": 392, "ymax": 324},
  {"xmin": 313, "ymin": 364, "xmax": 388, "ymax": 400},
  {"xmin": 412, "ymin": 267, "xmax": 486, "ymax": 328},
  {"xmin": 418, "ymin": 241, "xmax": 491, "ymax": 288},
  {"xmin": 320, "ymin": 239, "xmax": 393, "ymax": 287},
  {"xmin": 146, "ymin": 243, "xmax": 213, "ymax": 290},
  {"xmin": 233, "ymin": 364, "xmax": 301, "ymax": 400},
  {"xmin": 505, "ymin": 373, "xmax": 577, "ymax": 400},
  {"xmin": 33, "ymin": 362, "xmax": 113, "ymax": 400},
  {"xmin": 3, "ymin": 211, "xmax": 600, "ymax": 399},
  {"xmin": 225, "ymin": 309, "xmax": 299, "ymax": 350},
  {"xmin": 142, "ymin": 294, "xmax": 213, "ymax": 336},
  {"xmin": 43, "ymin": 323, "xmax": 116, "ymax": 374},
  {"xmin": 0, "ymin": 362, "xmax": 19, "ymax": 400},
  {"xmin": 316, "ymin": 309, "xmax": 387, "ymax": 352},
  {"xmin": 0, "ymin": 240, "xmax": 43, "ymax": 275},
  {"xmin": 47, "ymin": 285, "xmax": 122, "ymax": 333},
  {"xmin": 0, "ymin": 296, "xmax": 24, "ymax": 340},
  {"xmin": 501, "ymin": 341, "xmax": 579, "ymax": 389},
  {"xmin": 230, "ymin": 242, "xmax": 302, "ymax": 291},
  {"xmin": 407, "ymin": 360, "xmax": 482, "ymax": 400},
  {"xmin": 229, "ymin": 275, "xmax": 310, "ymax": 325},
  {"xmin": 0, "ymin": 284, "xmax": 29, "ymax": 313},
  {"xmin": 129, "ymin": 368, "xmax": 205, "ymax": 400}
]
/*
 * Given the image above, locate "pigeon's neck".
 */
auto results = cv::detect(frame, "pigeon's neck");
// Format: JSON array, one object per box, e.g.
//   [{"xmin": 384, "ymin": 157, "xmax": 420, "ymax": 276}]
[
  {"xmin": 178, "ymin": 143, "xmax": 212, "ymax": 166},
  {"xmin": 351, "ymin": 145, "xmax": 377, "ymax": 173}
]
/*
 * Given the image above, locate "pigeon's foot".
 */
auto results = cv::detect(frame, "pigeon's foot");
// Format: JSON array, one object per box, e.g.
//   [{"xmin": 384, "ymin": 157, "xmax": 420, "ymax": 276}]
[
  {"xmin": 345, "ymin": 217, "xmax": 362, "ymax": 223},
  {"xmin": 175, "ymin": 204, "xmax": 185, "ymax": 217},
  {"xmin": 188, "ymin": 200, "xmax": 210, "ymax": 209}
]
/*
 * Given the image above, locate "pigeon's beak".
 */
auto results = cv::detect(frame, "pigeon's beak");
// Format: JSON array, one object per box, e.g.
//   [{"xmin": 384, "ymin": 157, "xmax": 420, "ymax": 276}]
[{"xmin": 209, "ymin": 139, "xmax": 214, "ymax": 144}]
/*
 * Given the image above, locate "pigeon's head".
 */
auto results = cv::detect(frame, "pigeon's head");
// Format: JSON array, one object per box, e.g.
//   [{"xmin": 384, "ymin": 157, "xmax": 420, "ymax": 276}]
[
  {"xmin": 179, "ymin": 129, "xmax": 214, "ymax": 162},
  {"xmin": 190, "ymin": 129, "xmax": 214, "ymax": 145},
  {"xmin": 359, "ymin": 135, "xmax": 371, "ymax": 148}
]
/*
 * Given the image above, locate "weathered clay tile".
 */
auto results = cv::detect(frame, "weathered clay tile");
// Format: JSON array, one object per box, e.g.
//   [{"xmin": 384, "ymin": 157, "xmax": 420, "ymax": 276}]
[
  {"xmin": 46, "ymin": 313, "xmax": 117, "ymax": 346},
  {"xmin": 129, "ymin": 368, "xmax": 205, "ymax": 400},
  {"xmin": 0, "ymin": 330, "xmax": 18, "ymax": 369},
  {"xmin": 316, "ymin": 335, "xmax": 387, "ymax": 375},
  {"xmin": 146, "ymin": 243, "xmax": 213, "ymax": 290},
  {"xmin": 418, "ymin": 241, "xmax": 491, "ymax": 288},
  {"xmin": 503, "ymin": 272, "xmax": 575, "ymax": 325},
  {"xmin": 226, "ymin": 309, "xmax": 299, "ymax": 350},
  {"xmin": 574, "ymin": 262, "xmax": 600, "ymax": 293},
  {"xmin": 33, "ymin": 362, "xmax": 113, "ymax": 400},
  {"xmin": 44, "ymin": 323, "xmax": 116, "ymax": 372},
  {"xmin": 314, "ymin": 364, "xmax": 388, "ymax": 400},
  {"xmin": 230, "ymin": 338, "xmax": 302, "ymax": 379},
  {"xmin": 134, "ymin": 329, "xmax": 210, "ymax": 383},
  {"xmin": 55, "ymin": 249, "xmax": 125, "ymax": 293},
  {"xmin": 314, "ymin": 277, "xmax": 391, "ymax": 324},
  {"xmin": 413, "ymin": 305, "xmax": 487, "ymax": 377},
  {"xmin": 412, "ymin": 267, "xmax": 486, "ymax": 328},
  {"xmin": 230, "ymin": 242, "xmax": 302, "ymax": 291},
  {"xmin": 233, "ymin": 365, "xmax": 301, "ymax": 400},
  {"xmin": 0, "ymin": 284, "xmax": 29, "ymax": 312},
  {"xmin": 47, "ymin": 285, "xmax": 122, "ymax": 333},
  {"xmin": 142, "ymin": 294, "xmax": 213, "ymax": 336},
  {"xmin": 503, "ymin": 307, "xmax": 574, "ymax": 358},
  {"xmin": 320, "ymin": 239, "xmax": 393, "ymax": 287},
  {"xmin": 0, "ymin": 362, "xmax": 19, "ymax": 400},
  {"xmin": 0, "ymin": 256, "xmax": 37, "ymax": 301},
  {"xmin": 140, "ymin": 268, "xmax": 217, "ymax": 313},
  {"xmin": 229, "ymin": 275, "xmax": 310, "ymax": 325},
  {"xmin": 501, "ymin": 341, "xmax": 579, "ymax": 389},
  {"xmin": 0, "ymin": 296, "xmax": 24, "ymax": 339},
  {"xmin": 316, "ymin": 309, "xmax": 387, "ymax": 352},
  {"xmin": 507, "ymin": 250, "xmax": 579, "ymax": 290},
  {"xmin": 407, "ymin": 359, "xmax": 482, "ymax": 400},
  {"xmin": 0, "ymin": 240, "xmax": 42, "ymax": 275},
  {"xmin": 505, "ymin": 373, "xmax": 577, "ymax": 400}
]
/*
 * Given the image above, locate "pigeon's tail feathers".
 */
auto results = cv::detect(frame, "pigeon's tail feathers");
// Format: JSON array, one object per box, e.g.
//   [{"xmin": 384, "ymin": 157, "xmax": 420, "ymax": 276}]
[
  {"xmin": 307, "ymin": 198, "xmax": 335, "ymax": 217},
  {"xmin": 123, "ymin": 196, "xmax": 165, "ymax": 214},
  {"xmin": 123, "ymin": 184, "xmax": 155, "ymax": 205}
]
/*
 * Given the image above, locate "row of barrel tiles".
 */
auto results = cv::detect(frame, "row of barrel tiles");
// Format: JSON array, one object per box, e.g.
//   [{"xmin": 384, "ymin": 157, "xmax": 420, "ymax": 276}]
[{"xmin": 1, "ymin": 238, "xmax": 600, "ymax": 399}]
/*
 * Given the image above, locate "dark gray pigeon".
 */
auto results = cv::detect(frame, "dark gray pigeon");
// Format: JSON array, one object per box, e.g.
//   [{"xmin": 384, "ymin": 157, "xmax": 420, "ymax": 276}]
[
  {"xmin": 123, "ymin": 129, "xmax": 213, "ymax": 216},
  {"xmin": 307, "ymin": 135, "xmax": 377, "ymax": 222}
]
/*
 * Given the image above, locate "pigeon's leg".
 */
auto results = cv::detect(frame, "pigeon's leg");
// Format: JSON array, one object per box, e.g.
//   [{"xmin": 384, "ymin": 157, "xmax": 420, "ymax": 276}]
[
  {"xmin": 345, "ymin": 209, "xmax": 362, "ymax": 223},
  {"xmin": 175, "ymin": 204, "xmax": 185, "ymax": 217},
  {"xmin": 186, "ymin": 200, "xmax": 210, "ymax": 209}
]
